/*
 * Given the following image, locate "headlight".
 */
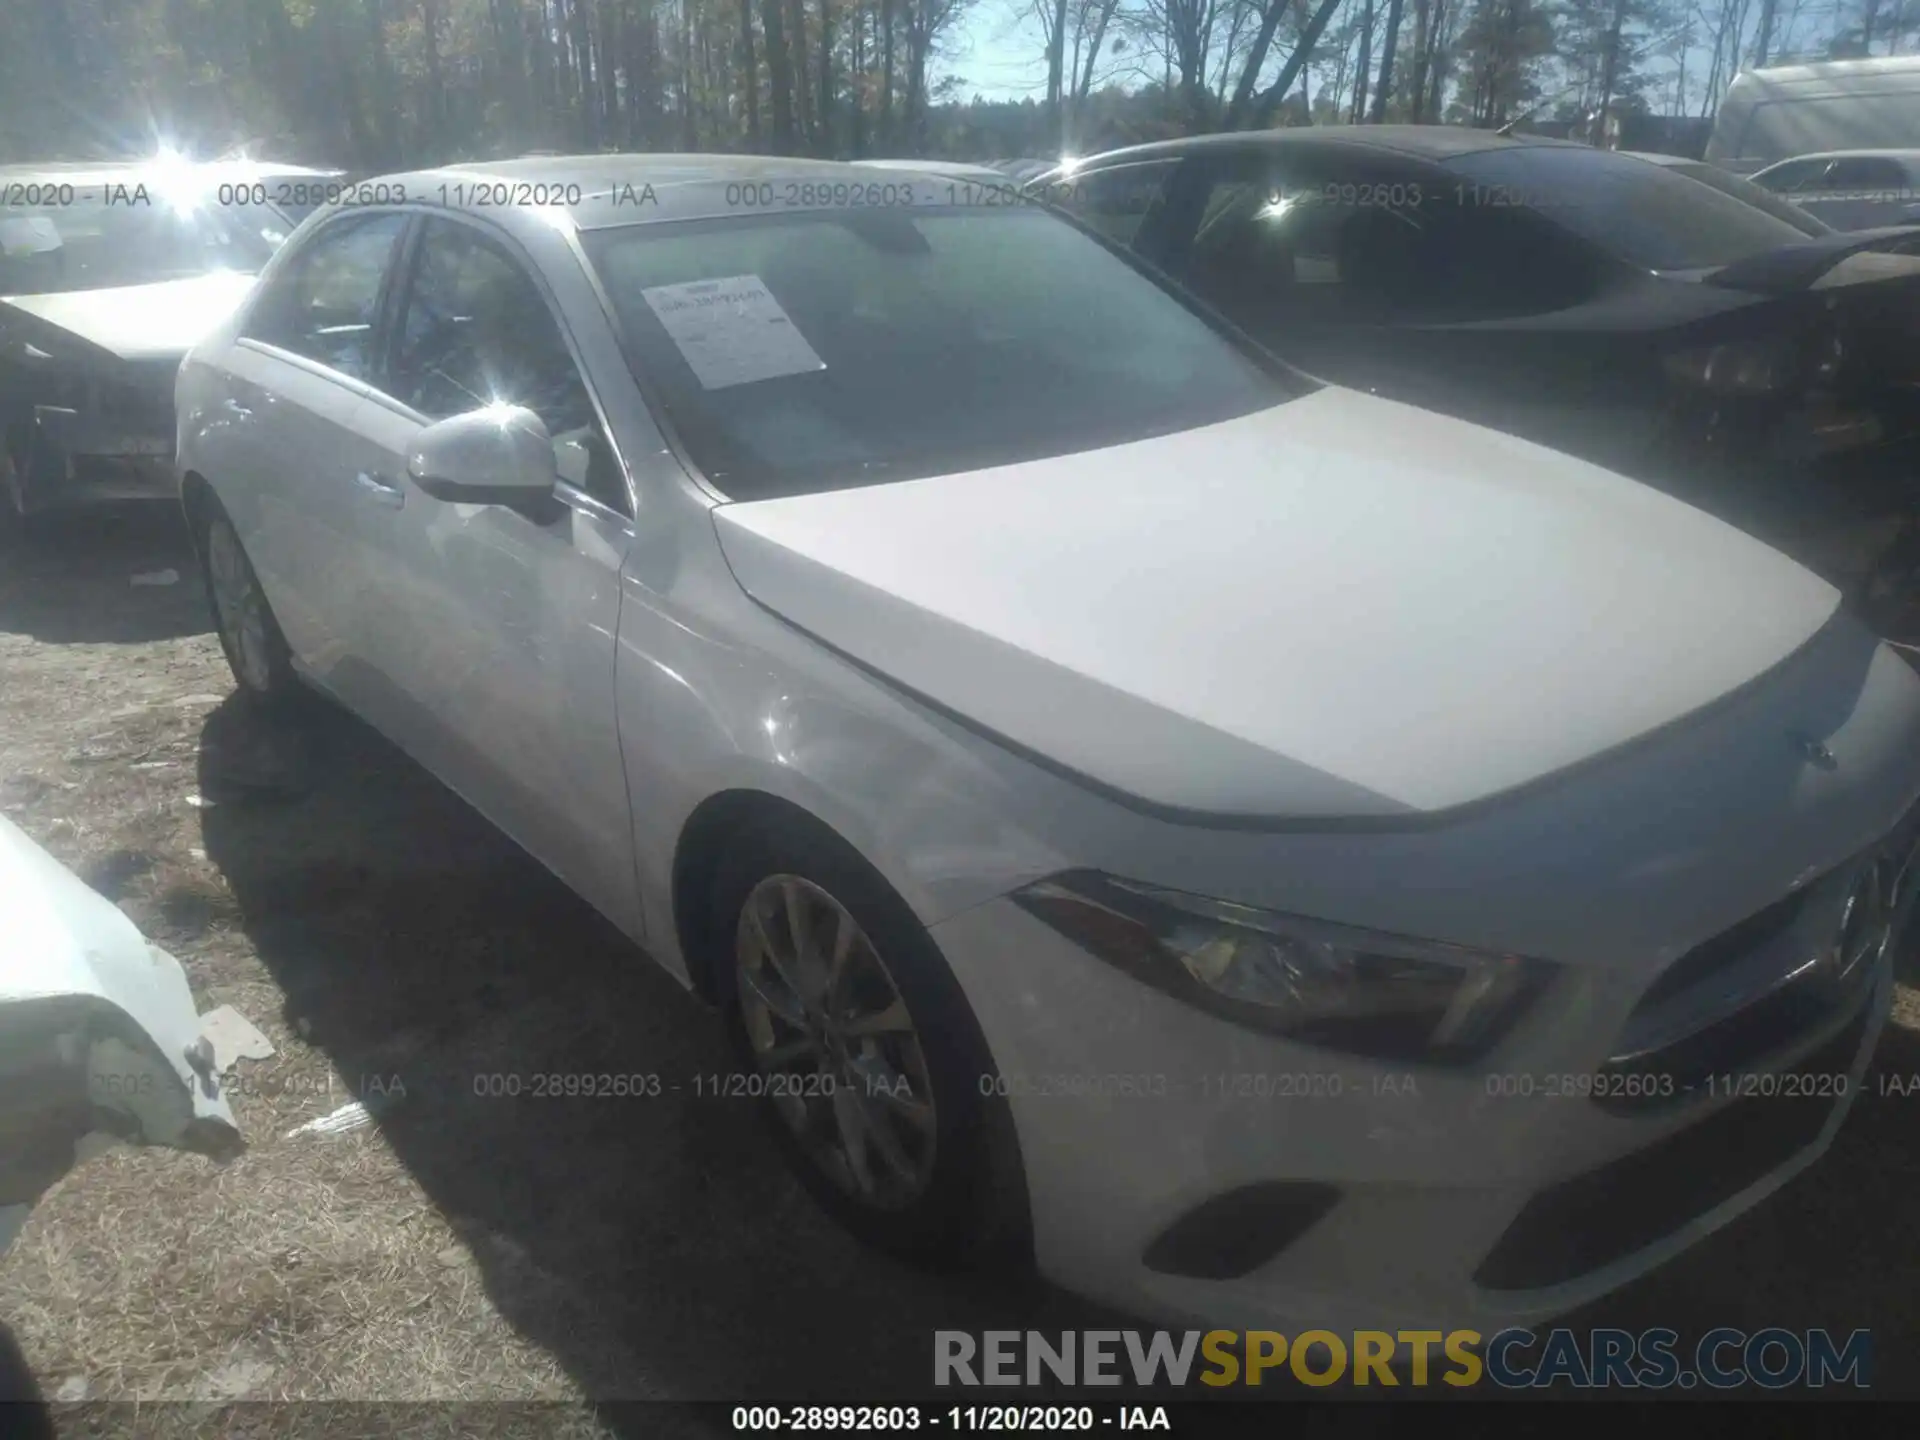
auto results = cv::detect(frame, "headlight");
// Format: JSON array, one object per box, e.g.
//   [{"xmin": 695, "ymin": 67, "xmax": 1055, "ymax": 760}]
[
  {"xmin": 1661, "ymin": 337, "xmax": 1800, "ymax": 395},
  {"xmin": 1012, "ymin": 872, "xmax": 1554, "ymax": 1064}
]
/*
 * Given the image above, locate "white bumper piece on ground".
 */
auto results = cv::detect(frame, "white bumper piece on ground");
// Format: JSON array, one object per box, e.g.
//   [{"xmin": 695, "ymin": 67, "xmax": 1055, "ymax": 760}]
[{"xmin": 0, "ymin": 811, "xmax": 241, "ymax": 1252}]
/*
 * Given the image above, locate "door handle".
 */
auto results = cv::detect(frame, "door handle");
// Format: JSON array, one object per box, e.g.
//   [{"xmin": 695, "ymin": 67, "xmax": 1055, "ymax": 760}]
[{"xmin": 354, "ymin": 471, "xmax": 405, "ymax": 509}]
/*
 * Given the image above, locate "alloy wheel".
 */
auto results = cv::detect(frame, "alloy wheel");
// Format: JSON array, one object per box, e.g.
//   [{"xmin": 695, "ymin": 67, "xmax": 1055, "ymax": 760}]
[
  {"xmin": 734, "ymin": 874, "xmax": 939, "ymax": 1210},
  {"xmin": 206, "ymin": 518, "xmax": 273, "ymax": 693}
]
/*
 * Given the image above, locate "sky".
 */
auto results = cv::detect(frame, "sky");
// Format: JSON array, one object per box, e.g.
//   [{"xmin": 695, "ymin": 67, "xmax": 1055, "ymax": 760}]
[
  {"xmin": 935, "ymin": 1, "xmax": 1865, "ymax": 114},
  {"xmin": 943, "ymin": 6, "xmax": 1064, "ymax": 102}
]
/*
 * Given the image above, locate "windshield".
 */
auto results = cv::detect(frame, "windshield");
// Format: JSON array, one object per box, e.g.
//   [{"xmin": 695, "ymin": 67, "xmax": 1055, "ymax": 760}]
[
  {"xmin": 0, "ymin": 193, "xmax": 281, "ymax": 295},
  {"xmin": 1442, "ymin": 145, "xmax": 1812, "ymax": 271},
  {"xmin": 581, "ymin": 207, "xmax": 1294, "ymax": 500}
]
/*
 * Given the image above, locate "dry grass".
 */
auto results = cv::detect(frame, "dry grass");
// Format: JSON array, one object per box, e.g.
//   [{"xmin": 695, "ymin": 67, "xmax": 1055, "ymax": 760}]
[{"xmin": 3, "ymin": 505, "xmax": 1920, "ymax": 1423}]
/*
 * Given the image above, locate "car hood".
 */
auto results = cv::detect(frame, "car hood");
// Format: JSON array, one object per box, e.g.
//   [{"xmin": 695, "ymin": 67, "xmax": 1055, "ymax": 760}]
[
  {"xmin": 0, "ymin": 812, "xmax": 240, "ymax": 1252},
  {"xmin": 713, "ymin": 387, "xmax": 1841, "ymax": 821},
  {"xmin": 0, "ymin": 271, "xmax": 258, "ymax": 363}
]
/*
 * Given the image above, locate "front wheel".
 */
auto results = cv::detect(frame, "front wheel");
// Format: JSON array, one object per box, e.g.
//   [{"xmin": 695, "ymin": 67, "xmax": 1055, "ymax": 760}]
[
  {"xmin": 0, "ymin": 425, "xmax": 40, "ymax": 547},
  {"xmin": 710, "ymin": 817, "xmax": 1007, "ymax": 1264}
]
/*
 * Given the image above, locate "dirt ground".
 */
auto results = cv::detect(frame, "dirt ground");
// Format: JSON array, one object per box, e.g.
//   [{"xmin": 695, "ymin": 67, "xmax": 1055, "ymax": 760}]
[{"xmin": 2, "ymin": 505, "xmax": 1919, "ymax": 1430}]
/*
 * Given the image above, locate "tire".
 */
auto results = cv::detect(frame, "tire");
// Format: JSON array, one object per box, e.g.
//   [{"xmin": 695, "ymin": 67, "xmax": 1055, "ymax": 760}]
[
  {"xmin": 193, "ymin": 498, "xmax": 302, "ymax": 706},
  {"xmin": 709, "ymin": 815, "xmax": 1008, "ymax": 1265},
  {"xmin": 0, "ymin": 426, "xmax": 39, "ymax": 547}
]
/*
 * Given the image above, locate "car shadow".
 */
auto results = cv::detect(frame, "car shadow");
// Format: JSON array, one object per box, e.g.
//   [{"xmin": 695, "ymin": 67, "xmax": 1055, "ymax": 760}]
[
  {"xmin": 191, "ymin": 696, "xmax": 1920, "ymax": 1415},
  {"xmin": 191, "ymin": 697, "xmax": 1142, "ymax": 1417},
  {"xmin": 0, "ymin": 503, "xmax": 210, "ymax": 644},
  {"xmin": 0, "ymin": 1320, "xmax": 54, "ymax": 1435}
]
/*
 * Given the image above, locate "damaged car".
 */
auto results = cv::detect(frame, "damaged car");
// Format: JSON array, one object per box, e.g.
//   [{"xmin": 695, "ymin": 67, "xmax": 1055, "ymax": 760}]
[
  {"xmin": 0, "ymin": 810, "xmax": 241, "ymax": 1254},
  {"xmin": 1, "ymin": 160, "xmax": 285, "ymax": 538},
  {"xmin": 1032, "ymin": 130, "xmax": 1920, "ymax": 633}
]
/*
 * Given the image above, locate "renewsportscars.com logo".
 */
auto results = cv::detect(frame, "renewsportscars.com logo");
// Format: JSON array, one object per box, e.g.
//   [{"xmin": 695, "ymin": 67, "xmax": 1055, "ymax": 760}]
[{"xmin": 933, "ymin": 1328, "xmax": 1872, "ymax": 1390}]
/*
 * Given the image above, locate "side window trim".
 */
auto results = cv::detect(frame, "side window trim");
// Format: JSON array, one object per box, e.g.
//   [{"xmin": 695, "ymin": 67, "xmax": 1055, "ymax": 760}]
[
  {"xmin": 377, "ymin": 208, "xmax": 635, "ymax": 520},
  {"xmin": 369, "ymin": 213, "xmax": 426, "ymax": 393}
]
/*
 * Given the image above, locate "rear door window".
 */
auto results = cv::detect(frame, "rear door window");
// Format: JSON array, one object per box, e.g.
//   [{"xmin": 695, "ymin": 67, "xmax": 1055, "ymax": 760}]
[
  {"xmin": 1818, "ymin": 156, "xmax": 1913, "ymax": 197},
  {"xmin": 1752, "ymin": 157, "xmax": 1831, "ymax": 194}
]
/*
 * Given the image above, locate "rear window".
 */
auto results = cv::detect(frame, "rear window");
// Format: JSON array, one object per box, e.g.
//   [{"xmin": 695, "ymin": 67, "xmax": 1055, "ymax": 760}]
[
  {"xmin": 582, "ymin": 207, "xmax": 1294, "ymax": 500},
  {"xmin": 1668, "ymin": 162, "xmax": 1830, "ymax": 237},
  {"xmin": 1443, "ymin": 145, "xmax": 1811, "ymax": 271}
]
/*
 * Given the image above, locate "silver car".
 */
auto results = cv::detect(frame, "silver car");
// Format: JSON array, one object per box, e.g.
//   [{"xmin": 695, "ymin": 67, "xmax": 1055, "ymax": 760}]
[
  {"xmin": 176, "ymin": 155, "xmax": 1920, "ymax": 1337},
  {"xmin": 1749, "ymin": 149, "xmax": 1920, "ymax": 230}
]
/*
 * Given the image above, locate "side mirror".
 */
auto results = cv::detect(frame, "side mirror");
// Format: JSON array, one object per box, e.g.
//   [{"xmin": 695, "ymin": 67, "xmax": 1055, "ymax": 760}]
[{"xmin": 406, "ymin": 405, "xmax": 557, "ymax": 506}]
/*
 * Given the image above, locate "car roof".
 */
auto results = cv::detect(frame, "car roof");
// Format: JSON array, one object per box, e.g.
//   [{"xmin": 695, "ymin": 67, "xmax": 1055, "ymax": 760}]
[
  {"xmin": 1752, "ymin": 148, "xmax": 1920, "ymax": 169},
  {"xmin": 1053, "ymin": 125, "xmax": 1591, "ymax": 173},
  {"xmin": 1736, "ymin": 54, "xmax": 1920, "ymax": 86},
  {"xmin": 345, "ymin": 153, "xmax": 1035, "ymax": 234}
]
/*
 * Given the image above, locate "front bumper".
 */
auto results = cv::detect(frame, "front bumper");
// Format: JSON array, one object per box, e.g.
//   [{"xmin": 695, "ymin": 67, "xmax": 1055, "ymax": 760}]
[{"xmin": 931, "ymin": 814, "xmax": 1916, "ymax": 1337}]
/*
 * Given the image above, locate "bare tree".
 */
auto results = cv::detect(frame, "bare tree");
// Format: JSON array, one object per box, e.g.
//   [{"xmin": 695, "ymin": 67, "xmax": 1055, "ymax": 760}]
[
  {"xmin": 763, "ymin": 0, "xmax": 798, "ymax": 150},
  {"xmin": 1370, "ymin": 0, "xmax": 1407, "ymax": 119},
  {"xmin": 1351, "ymin": 0, "xmax": 1377, "ymax": 120},
  {"xmin": 740, "ymin": 0, "xmax": 763, "ymax": 144},
  {"xmin": 1225, "ymin": 0, "xmax": 1348, "ymax": 128}
]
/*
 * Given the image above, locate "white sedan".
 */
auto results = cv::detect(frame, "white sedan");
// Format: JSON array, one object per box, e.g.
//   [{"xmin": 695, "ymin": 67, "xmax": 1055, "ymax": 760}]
[{"xmin": 175, "ymin": 156, "xmax": 1920, "ymax": 1336}]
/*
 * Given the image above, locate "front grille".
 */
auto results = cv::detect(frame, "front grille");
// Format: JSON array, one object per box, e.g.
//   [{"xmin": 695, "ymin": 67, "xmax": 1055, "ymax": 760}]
[
  {"xmin": 1595, "ymin": 945, "xmax": 1876, "ymax": 1114},
  {"xmin": 1632, "ymin": 888, "xmax": 1811, "ymax": 1013},
  {"xmin": 1597, "ymin": 803, "xmax": 1919, "ymax": 1116},
  {"xmin": 1475, "ymin": 1002, "xmax": 1868, "ymax": 1292}
]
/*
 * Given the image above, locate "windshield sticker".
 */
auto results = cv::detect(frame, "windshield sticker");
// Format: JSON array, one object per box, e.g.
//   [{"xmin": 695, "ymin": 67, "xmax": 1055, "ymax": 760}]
[{"xmin": 640, "ymin": 274, "xmax": 827, "ymax": 390}]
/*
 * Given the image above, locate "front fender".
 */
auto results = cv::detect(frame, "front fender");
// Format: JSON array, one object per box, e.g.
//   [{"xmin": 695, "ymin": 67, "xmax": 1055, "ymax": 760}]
[{"xmin": 614, "ymin": 563, "xmax": 1072, "ymax": 982}]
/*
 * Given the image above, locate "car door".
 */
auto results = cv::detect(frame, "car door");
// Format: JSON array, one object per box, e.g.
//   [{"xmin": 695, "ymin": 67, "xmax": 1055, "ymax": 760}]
[
  {"xmin": 344, "ymin": 214, "xmax": 640, "ymax": 934},
  {"xmin": 213, "ymin": 211, "xmax": 410, "ymax": 678}
]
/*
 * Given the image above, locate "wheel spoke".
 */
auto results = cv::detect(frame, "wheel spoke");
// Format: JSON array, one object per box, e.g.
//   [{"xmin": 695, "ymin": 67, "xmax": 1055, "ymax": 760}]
[
  {"xmin": 781, "ymin": 880, "xmax": 819, "ymax": 995},
  {"xmin": 831, "ymin": 1087, "xmax": 878, "ymax": 1198},
  {"xmin": 823, "ymin": 906, "xmax": 856, "ymax": 1007},
  {"xmin": 868, "ymin": 1075, "xmax": 936, "ymax": 1133},
  {"xmin": 756, "ymin": 1034, "xmax": 821, "ymax": 1070},
  {"xmin": 841, "ymin": 996, "xmax": 913, "ymax": 1038},
  {"xmin": 739, "ymin": 955, "xmax": 808, "ymax": 1030},
  {"xmin": 850, "ymin": 1085, "xmax": 920, "ymax": 1185},
  {"xmin": 746, "ymin": 900, "xmax": 812, "ymax": 1017}
]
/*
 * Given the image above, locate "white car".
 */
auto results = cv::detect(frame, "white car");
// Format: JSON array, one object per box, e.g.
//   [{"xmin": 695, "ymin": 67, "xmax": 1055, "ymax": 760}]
[
  {"xmin": 1749, "ymin": 149, "xmax": 1920, "ymax": 230},
  {"xmin": 174, "ymin": 156, "xmax": 1920, "ymax": 1336},
  {"xmin": 0, "ymin": 812, "xmax": 241, "ymax": 1252}
]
